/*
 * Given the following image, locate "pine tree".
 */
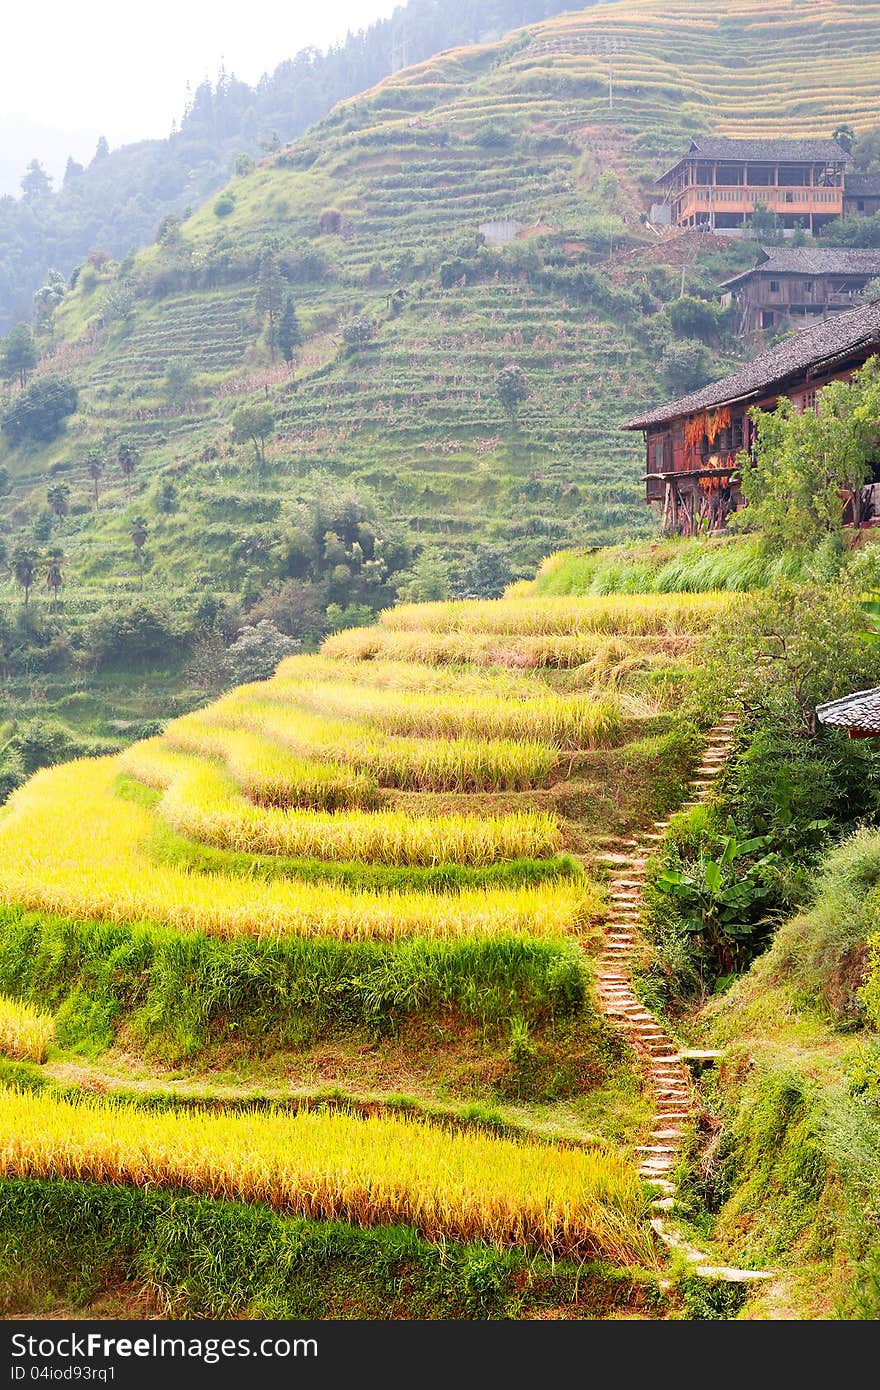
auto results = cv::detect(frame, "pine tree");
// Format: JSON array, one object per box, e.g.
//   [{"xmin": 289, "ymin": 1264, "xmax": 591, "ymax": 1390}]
[
  {"xmin": 255, "ymin": 252, "xmax": 285, "ymax": 345},
  {"xmin": 277, "ymin": 296, "xmax": 302, "ymax": 363}
]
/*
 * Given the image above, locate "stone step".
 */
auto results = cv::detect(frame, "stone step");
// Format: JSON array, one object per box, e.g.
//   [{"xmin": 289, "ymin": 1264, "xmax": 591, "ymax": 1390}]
[
  {"xmin": 651, "ymin": 1129, "xmax": 684, "ymax": 1140},
  {"xmin": 694, "ymin": 1266, "xmax": 775, "ymax": 1284}
]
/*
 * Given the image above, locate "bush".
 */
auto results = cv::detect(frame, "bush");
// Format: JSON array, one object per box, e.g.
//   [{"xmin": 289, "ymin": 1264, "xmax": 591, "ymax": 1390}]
[
  {"xmin": 226, "ymin": 620, "xmax": 299, "ymax": 683},
  {"xmin": 213, "ymin": 193, "xmax": 236, "ymax": 218},
  {"xmin": 2, "ymin": 376, "xmax": 78, "ymax": 446},
  {"xmin": 84, "ymin": 602, "xmax": 186, "ymax": 669},
  {"xmin": 660, "ymin": 341, "xmax": 716, "ymax": 395}
]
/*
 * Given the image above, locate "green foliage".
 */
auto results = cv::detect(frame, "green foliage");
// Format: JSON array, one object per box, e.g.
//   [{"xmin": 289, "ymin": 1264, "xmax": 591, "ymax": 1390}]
[
  {"xmin": 0, "ymin": 325, "xmax": 37, "ymax": 387},
  {"xmin": 0, "ymin": 905, "xmax": 591, "ymax": 1056},
  {"xmin": 231, "ymin": 401, "xmax": 275, "ymax": 464},
  {"xmin": 651, "ymin": 821, "xmax": 778, "ymax": 978},
  {"xmin": 706, "ymin": 581, "xmax": 880, "ymax": 737},
  {"xmin": 225, "ymin": 618, "xmax": 298, "ymax": 683},
  {"xmin": 660, "ymin": 339, "xmax": 715, "ymax": 394},
  {"xmin": 494, "ymin": 362, "xmax": 528, "ymax": 421},
  {"xmin": 739, "ymin": 357, "xmax": 880, "ymax": 546},
  {"xmin": 84, "ymin": 601, "xmax": 186, "ymax": 670},
  {"xmin": 664, "ymin": 295, "xmax": 726, "ymax": 345},
  {"xmin": 0, "ymin": 1179, "xmax": 652, "ymax": 1320},
  {"xmin": 276, "ymin": 295, "xmax": 302, "ymax": 362},
  {"xmin": 1, "ymin": 376, "xmax": 77, "ymax": 446}
]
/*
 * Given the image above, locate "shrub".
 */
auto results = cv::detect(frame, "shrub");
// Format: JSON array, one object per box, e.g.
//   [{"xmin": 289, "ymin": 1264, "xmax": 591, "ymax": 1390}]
[{"xmin": 1, "ymin": 376, "xmax": 78, "ymax": 446}]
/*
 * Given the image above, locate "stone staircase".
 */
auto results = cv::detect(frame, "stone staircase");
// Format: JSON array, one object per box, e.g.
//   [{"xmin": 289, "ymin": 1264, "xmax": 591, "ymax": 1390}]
[{"xmin": 593, "ymin": 712, "xmax": 774, "ymax": 1285}]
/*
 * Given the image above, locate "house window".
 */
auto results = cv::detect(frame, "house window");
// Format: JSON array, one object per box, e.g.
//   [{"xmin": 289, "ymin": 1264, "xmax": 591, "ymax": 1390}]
[
  {"xmin": 803, "ymin": 281, "xmax": 813, "ymax": 293},
  {"xmin": 858, "ymin": 200, "xmax": 865, "ymax": 211},
  {"xmin": 761, "ymin": 310, "xmax": 775, "ymax": 328},
  {"xmin": 769, "ymin": 280, "xmax": 780, "ymax": 293},
  {"xmin": 797, "ymin": 390, "xmax": 819, "ymax": 414}
]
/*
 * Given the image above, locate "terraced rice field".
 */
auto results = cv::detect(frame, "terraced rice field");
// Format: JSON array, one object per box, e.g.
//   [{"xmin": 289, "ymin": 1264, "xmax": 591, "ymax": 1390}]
[{"xmin": 0, "ymin": 586, "xmax": 727, "ymax": 1311}]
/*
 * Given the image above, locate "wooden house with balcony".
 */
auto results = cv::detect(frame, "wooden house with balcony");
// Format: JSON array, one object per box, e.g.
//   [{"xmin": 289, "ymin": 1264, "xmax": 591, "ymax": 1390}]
[
  {"xmin": 721, "ymin": 247, "xmax": 880, "ymax": 335},
  {"xmin": 622, "ymin": 297, "xmax": 880, "ymax": 535},
  {"xmin": 657, "ymin": 137, "xmax": 849, "ymax": 235}
]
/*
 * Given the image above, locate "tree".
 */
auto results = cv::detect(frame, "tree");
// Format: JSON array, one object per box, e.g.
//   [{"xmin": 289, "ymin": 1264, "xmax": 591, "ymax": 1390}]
[
  {"xmin": 661, "ymin": 340, "xmax": 715, "ymax": 394},
  {"xmin": 833, "ymin": 122, "xmax": 856, "ymax": 153},
  {"xmin": 340, "ymin": 316, "xmax": 375, "ymax": 350},
  {"xmin": 255, "ymin": 250, "xmax": 285, "ymax": 342},
  {"xmin": 86, "ymin": 450, "xmax": 104, "ymax": 509},
  {"xmin": 45, "ymin": 549, "xmax": 64, "ymax": 603},
  {"xmin": 11, "ymin": 547, "xmax": 38, "ymax": 608},
  {"xmin": 117, "ymin": 439, "xmax": 138, "ymax": 498},
  {"xmin": 20, "ymin": 159, "xmax": 52, "ymax": 201},
  {"xmin": 63, "ymin": 157, "xmax": 84, "ymax": 186},
  {"xmin": 129, "ymin": 516, "xmax": 149, "ymax": 590},
  {"xmin": 707, "ymin": 582, "xmax": 880, "ymax": 739},
  {"xmin": 163, "ymin": 357, "xmax": 194, "ymax": 406},
  {"xmin": 1, "ymin": 376, "xmax": 77, "ymax": 446},
  {"xmin": 0, "ymin": 325, "xmax": 37, "ymax": 388},
  {"xmin": 747, "ymin": 201, "xmax": 782, "ymax": 242},
  {"xmin": 395, "ymin": 548, "xmax": 451, "ymax": 603},
  {"xmin": 46, "ymin": 483, "xmax": 70, "ymax": 519},
  {"xmin": 739, "ymin": 355, "xmax": 880, "ymax": 546},
  {"xmin": 277, "ymin": 295, "xmax": 302, "ymax": 363},
  {"xmin": 495, "ymin": 363, "xmax": 528, "ymax": 422},
  {"xmin": 665, "ymin": 295, "xmax": 723, "ymax": 344},
  {"xmin": 231, "ymin": 402, "xmax": 275, "ymax": 465},
  {"xmin": 226, "ymin": 620, "xmax": 298, "ymax": 683},
  {"xmin": 458, "ymin": 544, "xmax": 512, "ymax": 599},
  {"xmin": 92, "ymin": 136, "xmax": 110, "ymax": 162}
]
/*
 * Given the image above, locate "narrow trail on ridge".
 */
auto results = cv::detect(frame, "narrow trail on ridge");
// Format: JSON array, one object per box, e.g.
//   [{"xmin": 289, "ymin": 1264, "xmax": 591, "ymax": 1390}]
[{"xmin": 592, "ymin": 712, "xmax": 776, "ymax": 1286}]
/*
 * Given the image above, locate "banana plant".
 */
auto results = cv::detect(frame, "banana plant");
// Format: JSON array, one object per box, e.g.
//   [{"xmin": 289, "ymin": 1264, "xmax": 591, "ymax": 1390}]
[{"xmin": 654, "ymin": 820, "xmax": 779, "ymax": 975}]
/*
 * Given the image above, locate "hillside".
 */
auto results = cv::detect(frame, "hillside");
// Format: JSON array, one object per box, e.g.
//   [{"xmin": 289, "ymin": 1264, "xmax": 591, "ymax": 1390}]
[
  {"xmin": 0, "ymin": 0, "xmax": 586, "ymax": 333},
  {"xmin": 3, "ymin": 0, "xmax": 880, "ymax": 737}
]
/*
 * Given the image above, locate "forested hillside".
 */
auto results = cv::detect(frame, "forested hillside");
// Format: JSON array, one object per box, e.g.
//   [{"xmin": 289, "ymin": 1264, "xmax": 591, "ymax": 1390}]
[{"xmin": 0, "ymin": 0, "xmax": 582, "ymax": 333}]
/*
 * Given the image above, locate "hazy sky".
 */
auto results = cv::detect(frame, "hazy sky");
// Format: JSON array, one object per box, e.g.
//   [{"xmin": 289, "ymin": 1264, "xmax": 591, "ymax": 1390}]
[{"xmin": 0, "ymin": 0, "xmax": 400, "ymax": 193}]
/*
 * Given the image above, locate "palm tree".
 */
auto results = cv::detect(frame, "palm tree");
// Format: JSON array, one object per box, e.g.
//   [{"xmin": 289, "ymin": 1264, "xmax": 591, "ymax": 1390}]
[
  {"xmin": 12, "ymin": 547, "xmax": 38, "ymax": 608},
  {"xmin": 129, "ymin": 515, "xmax": 148, "ymax": 590},
  {"xmin": 86, "ymin": 450, "xmax": 103, "ymax": 509},
  {"xmin": 833, "ymin": 122, "xmax": 856, "ymax": 154},
  {"xmin": 117, "ymin": 439, "xmax": 138, "ymax": 499},
  {"xmin": 46, "ymin": 483, "xmax": 70, "ymax": 519},
  {"xmin": 45, "ymin": 548, "xmax": 64, "ymax": 604}
]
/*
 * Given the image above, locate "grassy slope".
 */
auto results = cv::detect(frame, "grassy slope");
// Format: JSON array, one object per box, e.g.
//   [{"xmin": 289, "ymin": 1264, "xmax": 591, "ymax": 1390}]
[{"xmin": 4, "ymin": 0, "xmax": 880, "ymax": 666}]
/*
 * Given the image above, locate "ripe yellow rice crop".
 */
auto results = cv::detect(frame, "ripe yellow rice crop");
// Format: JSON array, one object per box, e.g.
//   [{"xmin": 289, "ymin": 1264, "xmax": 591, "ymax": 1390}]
[
  {"xmin": 174, "ymin": 701, "xmax": 556, "ymax": 792},
  {"xmin": 0, "ymin": 760, "xmax": 598, "ymax": 940},
  {"xmin": 123, "ymin": 726, "xmax": 377, "ymax": 810},
  {"xmin": 277, "ymin": 680, "xmax": 623, "ymax": 749},
  {"xmin": 152, "ymin": 755, "xmax": 561, "ymax": 866},
  {"xmin": 0, "ymin": 1087, "xmax": 653, "ymax": 1263},
  {"xmin": 273, "ymin": 653, "xmax": 551, "ymax": 696},
  {"xmin": 380, "ymin": 593, "xmax": 728, "ymax": 636},
  {"xmin": 0, "ymin": 998, "xmax": 55, "ymax": 1063},
  {"xmin": 321, "ymin": 625, "xmax": 697, "ymax": 669}
]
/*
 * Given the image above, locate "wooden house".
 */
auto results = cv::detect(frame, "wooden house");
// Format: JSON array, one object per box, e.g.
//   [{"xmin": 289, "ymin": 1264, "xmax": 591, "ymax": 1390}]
[
  {"xmin": 816, "ymin": 688, "xmax": 880, "ymax": 738},
  {"xmin": 721, "ymin": 248, "xmax": 880, "ymax": 336},
  {"xmin": 657, "ymin": 137, "xmax": 849, "ymax": 235},
  {"xmin": 622, "ymin": 298, "xmax": 880, "ymax": 535},
  {"xmin": 844, "ymin": 173, "xmax": 880, "ymax": 219}
]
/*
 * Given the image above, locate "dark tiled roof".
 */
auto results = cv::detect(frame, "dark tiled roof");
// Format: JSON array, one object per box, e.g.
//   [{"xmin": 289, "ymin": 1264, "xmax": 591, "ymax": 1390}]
[
  {"xmin": 659, "ymin": 137, "xmax": 849, "ymax": 181},
  {"xmin": 721, "ymin": 247, "xmax": 880, "ymax": 287},
  {"xmin": 622, "ymin": 296, "xmax": 880, "ymax": 430},
  {"xmin": 816, "ymin": 687, "xmax": 880, "ymax": 732},
  {"xmin": 846, "ymin": 173, "xmax": 880, "ymax": 197}
]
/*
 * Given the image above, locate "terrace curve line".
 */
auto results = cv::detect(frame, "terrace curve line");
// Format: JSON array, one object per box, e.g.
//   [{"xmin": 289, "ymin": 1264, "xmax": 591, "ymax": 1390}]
[{"xmin": 594, "ymin": 712, "xmax": 775, "ymax": 1286}]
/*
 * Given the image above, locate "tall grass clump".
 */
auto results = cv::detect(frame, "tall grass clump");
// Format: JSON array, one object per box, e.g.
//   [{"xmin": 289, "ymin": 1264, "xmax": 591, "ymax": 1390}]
[
  {"xmin": 527, "ymin": 540, "xmax": 808, "ymax": 596},
  {"xmin": 0, "ymin": 997, "xmax": 54, "ymax": 1064}
]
